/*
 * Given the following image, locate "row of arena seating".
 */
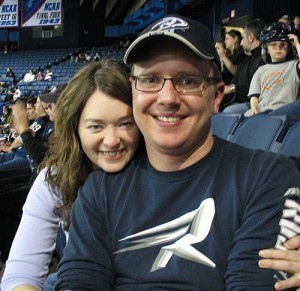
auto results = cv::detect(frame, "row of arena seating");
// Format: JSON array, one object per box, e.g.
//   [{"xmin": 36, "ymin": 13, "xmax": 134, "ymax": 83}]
[
  {"xmin": 0, "ymin": 46, "xmax": 126, "ymax": 85},
  {"xmin": 212, "ymin": 113, "xmax": 300, "ymax": 157},
  {"xmin": 0, "ymin": 46, "xmax": 127, "ymax": 100}
]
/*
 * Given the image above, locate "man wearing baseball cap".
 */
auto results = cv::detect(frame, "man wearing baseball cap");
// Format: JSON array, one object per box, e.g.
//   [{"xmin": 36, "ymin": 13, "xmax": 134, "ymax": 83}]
[
  {"xmin": 39, "ymin": 83, "xmax": 67, "ymax": 122},
  {"xmin": 56, "ymin": 16, "xmax": 300, "ymax": 290}
]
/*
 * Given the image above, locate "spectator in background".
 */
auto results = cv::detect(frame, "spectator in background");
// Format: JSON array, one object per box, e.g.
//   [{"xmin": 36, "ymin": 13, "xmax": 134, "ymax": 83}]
[
  {"xmin": 0, "ymin": 96, "xmax": 49, "ymax": 171},
  {"xmin": 84, "ymin": 52, "xmax": 92, "ymax": 62},
  {"xmin": 78, "ymin": 52, "xmax": 86, "ymax": 62},
  {"xmin": 244, "ymin": 22, "xmax": 300, "ymax": 116},
  {"xmin": 0, "ymin": 97, "xmax": 40, "ymax": 154},
  {"xmin": 0, "ymin": 86, "xmax": 64, "ymax": 264},
  {"xmin": 5, "ymin": 67, "xmax": 15, "ymax": 80},
  {"xmin": 44, "ymin": 69, "xmax": 53, "ymax": 81},
  {"xmin": 294, "ymin": 16, "xmax": 300, "ymax": 37},
  {"xmin": 0, "ymin": 106, "xmax": 12, "ymax": 125},
  {"xmin": 39, "ymin": 85, "xmax": 65, "ymax": 122},
  {"xmin": 0, "ymin": 100, "xmax": 32, "ymax": 182},
  {"xmin": 219, "ymin": 30, "xmax": 244, "ymax": 74},
  {"xmin": 14, "ymin": 85, "xmax": 66, "ymax": 166},
  {"xmin": 3, "ymin": 45, "xmax": 9, "ymax": 54},
  {"xmin": 215, "ymin": 30, "xmax": 246, "ymax": 85},
  {"xmin": 0, "ymin": 67, "xmax": 15, "ymax": 87},
  {"xmin": 222, "ymin": 18, "xmax": 266, "ymax": 112},
  {"xmin": 278, "ymin": 14, "xmax": 300, "ymax": 42},
  {"xmin": 12, "ymin": 87, "xmax": 21, "ymax": 102},
  {"xmin": 35, "ymin": 70, "xmax": 44, "ymax": 81},
  {"xmin": 278, "ymin": 15, "xmax": 292, "ymax": 25},
  {"xmin": 94, "ymin": 51, "xmax": 100, "ymax": 61},
  {"xmin": 69, "ymin": 50, "xmax": 79, "ymax": 63},
  {"xmin": 21, "ymin": 69, "xmax": 35, "ymax": 83},
  {"xmin": 25, "ymin": 97, "xmax": 38, "ymax": 122}
]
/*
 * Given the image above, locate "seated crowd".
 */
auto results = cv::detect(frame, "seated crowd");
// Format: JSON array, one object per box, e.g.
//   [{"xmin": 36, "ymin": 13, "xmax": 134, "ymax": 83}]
[{"xmin": 0, "ymin": 13, "xmax": 299, "ymax": 291}]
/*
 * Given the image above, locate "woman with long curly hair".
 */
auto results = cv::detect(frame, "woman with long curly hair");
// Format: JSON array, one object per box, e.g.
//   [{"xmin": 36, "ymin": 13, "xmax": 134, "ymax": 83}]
[{"xmin": 1, "ymin": 60, "xmax": 140, "ymax": 291}]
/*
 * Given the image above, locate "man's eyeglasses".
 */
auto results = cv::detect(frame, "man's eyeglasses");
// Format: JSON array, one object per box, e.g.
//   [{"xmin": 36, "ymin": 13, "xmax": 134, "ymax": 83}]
[{"xmin": 131, "ymin": 75, "xmax": 220, "ymax": 94}]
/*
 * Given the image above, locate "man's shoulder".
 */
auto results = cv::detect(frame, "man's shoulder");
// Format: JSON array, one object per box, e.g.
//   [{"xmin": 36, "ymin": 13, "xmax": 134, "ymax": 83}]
[
  {"xmin": 214, "ymin": 136, "xmax": 290, "ymax": 168},
  {"xmin": 35, "ymin": 115, "xmax": 48, "ymax": 124}
]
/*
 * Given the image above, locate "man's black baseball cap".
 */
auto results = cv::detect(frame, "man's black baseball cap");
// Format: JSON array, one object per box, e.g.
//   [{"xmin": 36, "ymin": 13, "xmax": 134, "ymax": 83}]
[
  {"xmin": 39, "ymin": 83, "xmax": 67, "ymax": 103},
  {"xmin": 124, "ymin": 15, "xmax": 221, "ymax": 69}
]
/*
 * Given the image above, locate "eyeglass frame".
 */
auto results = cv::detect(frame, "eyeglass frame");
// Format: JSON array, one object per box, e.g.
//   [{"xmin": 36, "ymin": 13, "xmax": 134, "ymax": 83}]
[{"xmin": 131, "ymin": 74, "xmax": 221, "ymax": 94}]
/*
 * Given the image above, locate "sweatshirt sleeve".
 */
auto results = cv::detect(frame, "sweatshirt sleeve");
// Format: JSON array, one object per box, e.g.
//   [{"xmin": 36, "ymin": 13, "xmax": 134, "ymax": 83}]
[
  {"xmin": 20, "ymin": 130, "xmax": 48, "ymax": 165},
  {"xmin": 1, "ymin": 168, "xmax": 61, "ymax": 291},
  {"xmin": 225, "ymin": 156, "xmax": 300, "ymax": 290},
  {"xmin": 55, "ymin": 171, "xmax": 114, "ymax": 290}
]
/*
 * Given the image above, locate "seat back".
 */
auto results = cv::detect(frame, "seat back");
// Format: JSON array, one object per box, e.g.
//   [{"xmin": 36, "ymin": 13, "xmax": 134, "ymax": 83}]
[
  {"xmin": 273, "ymin": 120, "xmax": 300, "ymax": 157},
  {"xmin": 211, "ymin": 113, "xmax": 243, "ymax": 139},
  {"xmin": 228, "ymin": 114, "xmax": 289, "ymax": 151}
]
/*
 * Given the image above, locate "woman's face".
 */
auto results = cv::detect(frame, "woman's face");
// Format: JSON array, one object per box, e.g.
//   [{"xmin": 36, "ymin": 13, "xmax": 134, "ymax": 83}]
[
  {"xmin": 224, "ymin": 34, "xmax": 236, "ymax": 51},
  {"xmin": 78, "ymin": 89, "xmax": 140, "ymax": 173}
]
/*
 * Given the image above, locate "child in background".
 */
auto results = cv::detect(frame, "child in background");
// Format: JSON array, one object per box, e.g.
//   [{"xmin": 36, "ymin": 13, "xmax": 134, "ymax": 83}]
[{"xmin": 245, "ymin": 22, "xmax": 300, "ymax": 116}]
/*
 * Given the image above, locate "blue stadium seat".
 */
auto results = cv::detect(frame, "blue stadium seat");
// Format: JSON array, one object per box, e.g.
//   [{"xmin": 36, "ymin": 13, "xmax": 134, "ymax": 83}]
[
  {"xmin": 36, "ymin": 89, "xmax": 45, "ymax": 96},
  {"xmin": 271, "ymin": 120, "xmax": 300, "ymax": 157},
  {"xmin": 227, "ymin": 114, "xmax": 289, "ymax": 151},
  {"xmin": 211, "ymin": 113, "xmax": 243, "ymax": 139},
  {"xmin": 29, "ymin": 89, "xmax": 37, "ymax": 96},
  {"xmin": 23, "ymin": 90, "xmax": 30, "ymax": 98}
]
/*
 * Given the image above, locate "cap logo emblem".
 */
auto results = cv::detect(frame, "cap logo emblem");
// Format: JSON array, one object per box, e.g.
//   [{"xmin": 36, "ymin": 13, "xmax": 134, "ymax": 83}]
[{"xmin": 150, "ymin": 17, "xmax": 189, "ymax": 33}]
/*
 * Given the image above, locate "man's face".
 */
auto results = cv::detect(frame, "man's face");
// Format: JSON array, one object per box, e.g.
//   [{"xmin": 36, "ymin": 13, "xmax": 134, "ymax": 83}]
[
  {"xmin": 34, "ymin": 97, "xmax": 46, "ymax": 117},
  {"xmin": 26, "ymin": 103, "xmax": 37, "ymax": 120},
  {"xmin": 241, "ymin": 29, "xmax": 251, "ymax": 54},
  {"xmin": 131, "ymin": 43, "xmax": 223, "ymax": 163},
  {"xmin": 42, "ymin": 101, "xmax": 56, "ymax": 121}
]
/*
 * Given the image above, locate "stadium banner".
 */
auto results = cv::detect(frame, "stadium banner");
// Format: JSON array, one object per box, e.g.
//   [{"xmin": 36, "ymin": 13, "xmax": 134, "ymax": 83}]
[
  {"xmin": 0, "ymin": 0, "xmax": 19, "ymax": 28},
  {"xmin": 21, "ymin": 0, "xmax": 61, "ymax": 27}
]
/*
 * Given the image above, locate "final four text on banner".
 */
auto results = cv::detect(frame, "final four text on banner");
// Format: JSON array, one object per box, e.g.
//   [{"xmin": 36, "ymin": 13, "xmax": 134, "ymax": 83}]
[
  {"xmin": 21, "ymin": 0, "xmax": 61, "ymax": 27},
  {"xmin": 0, "ymin": 0, "xmax": 18, "ymax": 28}
]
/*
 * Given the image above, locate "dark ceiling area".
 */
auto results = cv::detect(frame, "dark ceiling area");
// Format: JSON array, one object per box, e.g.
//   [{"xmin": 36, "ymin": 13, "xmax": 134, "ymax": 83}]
[
  {"xmin": 104, "ymin": 0, "xmax": 209, "ymax": 26},
  {"xmin": 105, "ymin": 0, "xmax": 133, "ymax": 25}
]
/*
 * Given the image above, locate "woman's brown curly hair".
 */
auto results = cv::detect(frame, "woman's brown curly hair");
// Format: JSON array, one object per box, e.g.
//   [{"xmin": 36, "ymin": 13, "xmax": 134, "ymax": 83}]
[{"xmin": 39, "ymin": 60, "xmax": 132, "ymax": 229}]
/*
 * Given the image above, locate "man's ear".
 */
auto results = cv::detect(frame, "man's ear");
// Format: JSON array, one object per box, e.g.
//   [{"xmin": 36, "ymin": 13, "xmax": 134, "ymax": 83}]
[
  {"xmin": 213, "ymin": 82, "xmax": 225, "ymax": 114},
  {"xmin": 248, "ymin": 32, "xmax": 255, "ymax": 43}
]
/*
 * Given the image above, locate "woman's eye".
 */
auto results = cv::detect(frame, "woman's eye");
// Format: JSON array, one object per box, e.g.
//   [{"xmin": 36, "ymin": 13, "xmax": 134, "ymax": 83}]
[{"xmin": 88, "ymin": 125, "xmax": 101, "ymax": 130}]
